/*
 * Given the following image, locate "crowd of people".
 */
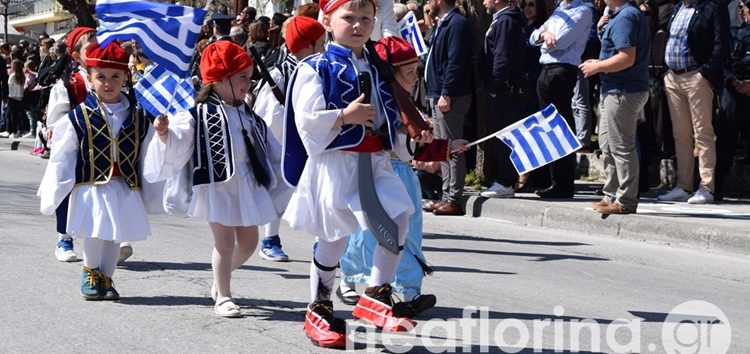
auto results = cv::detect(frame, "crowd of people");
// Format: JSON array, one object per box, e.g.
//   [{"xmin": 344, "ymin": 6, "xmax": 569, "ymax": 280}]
[{"xmin": 2, "ymin": 0, "xmax": 747, "ymax": 350}]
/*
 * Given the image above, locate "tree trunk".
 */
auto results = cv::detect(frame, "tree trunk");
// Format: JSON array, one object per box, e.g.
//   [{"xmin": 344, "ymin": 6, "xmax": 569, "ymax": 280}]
[
  {"xmin": 58, "ymin": 0, "xmax": 97, "ymax": 28},
  {"xmin": 461, "ymin": 0, "xmax": 495, "ymax": 185}
]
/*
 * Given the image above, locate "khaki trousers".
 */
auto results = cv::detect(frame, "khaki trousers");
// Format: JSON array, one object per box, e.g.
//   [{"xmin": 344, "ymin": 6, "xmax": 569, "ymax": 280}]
[{"xmin": 663, "ymin": 70, "xmax": 716, "ymax": 192}]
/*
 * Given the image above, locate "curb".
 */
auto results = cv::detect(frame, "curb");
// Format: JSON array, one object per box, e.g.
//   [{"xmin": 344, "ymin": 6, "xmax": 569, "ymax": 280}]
[
  {"xmin": 0, "ymin": 138, "xmax": 35, "ymax": 152},
  {"xmin": 464, "ymin": 195, "xmax": 750, "ymax": 256}
]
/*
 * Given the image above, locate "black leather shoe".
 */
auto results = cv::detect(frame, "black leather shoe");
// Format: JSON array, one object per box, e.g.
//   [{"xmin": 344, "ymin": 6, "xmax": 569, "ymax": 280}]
[{"xmin": 535, "ymin": 187, "xmax": 574, "ymax": 199}]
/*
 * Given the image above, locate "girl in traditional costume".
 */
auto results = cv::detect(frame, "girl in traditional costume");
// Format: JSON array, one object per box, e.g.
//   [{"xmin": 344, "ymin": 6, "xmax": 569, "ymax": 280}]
[{"xmin": 144, "ymin": 41, "xmax": 279, "ymax": 318}]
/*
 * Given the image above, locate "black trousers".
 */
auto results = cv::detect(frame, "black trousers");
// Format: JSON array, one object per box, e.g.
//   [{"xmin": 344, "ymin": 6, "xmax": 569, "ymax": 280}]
[
  {"xmin": 536, "ymin": 63, "xmax": 579, "ymax": 193},
  {"xmin": 715, "ymin": 84, "xmax": 750, "ymax": 198},
  {"xmin": 488, "ymin": 90, "xmax": 521, "ymax": 187}
]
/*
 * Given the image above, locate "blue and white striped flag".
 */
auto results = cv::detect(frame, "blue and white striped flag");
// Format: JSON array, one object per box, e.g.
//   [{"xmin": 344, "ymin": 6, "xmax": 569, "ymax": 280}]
[
  {"xmin": 398, "ymin": 12, "xmax": 427, "ymax": 56},
  {"xmin": 95, "ymin": 0, "xmax": 207, "ymax": 77},
  {"xmin": 489, "ymin": 104, "xmax": 582, "ymax": 174},
  {"xmin": 135, "ymin": 64, "xmax": 195, "ymax": 117},
  {"xmin": 498, "ymin": 104, "xmax": 582, "ymax": 174}
]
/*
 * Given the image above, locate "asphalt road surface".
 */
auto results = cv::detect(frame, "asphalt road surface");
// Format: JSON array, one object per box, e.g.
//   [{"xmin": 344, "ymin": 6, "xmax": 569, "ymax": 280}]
[{"xmin": 1, "ymin": 149, "xmax": 748, "ymax": 353}]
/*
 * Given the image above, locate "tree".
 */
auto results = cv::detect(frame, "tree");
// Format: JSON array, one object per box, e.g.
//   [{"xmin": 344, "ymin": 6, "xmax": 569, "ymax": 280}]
[
  {"xmin": 57, "ymin": 0, "xmax": 97, "ymax": 28},
  {"xmin": 459, "ymin": 0, "xmax": 495, "ymax": 183}
]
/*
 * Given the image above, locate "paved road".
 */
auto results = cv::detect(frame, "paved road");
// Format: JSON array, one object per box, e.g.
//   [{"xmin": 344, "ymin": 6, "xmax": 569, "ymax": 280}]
[{"xmin": 1, "ymin": 149, "xmax": 749, "ymax": 353}]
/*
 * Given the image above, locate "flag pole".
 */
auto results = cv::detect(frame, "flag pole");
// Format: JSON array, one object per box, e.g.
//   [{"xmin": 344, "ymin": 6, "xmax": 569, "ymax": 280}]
[{"xmin": 465, "ymin": 126, "xmax": 513, "ymax": 148}]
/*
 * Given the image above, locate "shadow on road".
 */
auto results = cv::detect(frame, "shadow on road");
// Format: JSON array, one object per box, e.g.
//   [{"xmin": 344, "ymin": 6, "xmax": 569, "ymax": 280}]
[
  {"xmin": 422, "ymin": 246, "xmax": 610, "ymax": 262},
  {"xmin": 424, "ymin": 233, "xmax": 591, "ymax": 247}
]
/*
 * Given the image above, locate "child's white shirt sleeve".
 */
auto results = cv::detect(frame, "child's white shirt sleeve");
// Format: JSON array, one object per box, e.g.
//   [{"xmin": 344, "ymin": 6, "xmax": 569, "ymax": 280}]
[
  {"xmin": 37, "ymin": 117, "xmax": 78, "ymax": 215},
  {"xmin": 290, "ymin": 64, "xmax": 342, "ymax": 156}
]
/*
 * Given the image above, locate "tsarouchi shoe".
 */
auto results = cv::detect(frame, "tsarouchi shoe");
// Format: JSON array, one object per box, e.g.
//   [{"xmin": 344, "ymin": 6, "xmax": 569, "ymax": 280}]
[
  {"xmin": 352, "ymin": 284, "xmax": 416, "ymax": 332},
  {"xmin": 304, "ymin": 300, "xmax": 346, "ymax": 349}
]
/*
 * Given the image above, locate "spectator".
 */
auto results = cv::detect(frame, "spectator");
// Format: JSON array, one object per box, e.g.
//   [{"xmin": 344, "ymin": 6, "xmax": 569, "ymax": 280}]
[
  {"xmin": 423, "ymin": 0, "xmax": 473, "ymax": 216},
  {"xmin": 239, "ymin": 6, "xmax": 257, "ymax": 29},
  {"xmin": 210, "ymin": 13, "xmax": 234, "ymax": 42},
  {"xmin": 580, "ymin": 0, "xmax": 651, "ymax": 214},
  {"xmin": 248, "ymin": 22, "xmax": 271, "ymax": 60},
  {"xmin": 571, "ymin": 0, "xmax": 601, "ymax": 150},
  {"xmin": 0, "ymin": 43, "xmax": 9, "ymax": 135},
  {"xmin": 297, "ymin": 3, "xmax": 321, "ymax": 18},
  {"xmin": 0, "ymin": 59, "xmax": 28, "ymax": 138},
  {"xmin": 520, "ymin": 0, "xmax": 550, "ymax": 117},
  {"xmin": 230, "ymin": 25, "xmax": 248, "ymax": 46},
  {"xmin": 371, "ymin": 0, "xmax": 400, "ymax": 40},
  {"xmin": 657, "ymin": 0, "xmax": 730, "ymax": 204},
  {"xmin": 23, "ymin": 60, "xmax": 40, "ymax": 138},
  {"xmin": 715, "ymin": 0, "xmax": 750, "ymax": 200},
  {"xmin": 529, "ymin": 0, "xmax": 593, "ymax": 199},
  {"xmin": 394, "ymin": 2, "xmax": 409, "ymax": 22},
  {"xmin": 479, "ymin": 0, "xmax": 528, "ymax": 199}
]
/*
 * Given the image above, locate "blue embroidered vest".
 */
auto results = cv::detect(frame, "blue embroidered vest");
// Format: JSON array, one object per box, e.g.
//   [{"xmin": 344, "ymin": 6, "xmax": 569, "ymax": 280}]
[
  {"xmin": 192, "ymin": 94, "xmax": 273, "ymax": 187},
  {"xmin": 282, "ymin": 44, "xmax": 402, "ymax": 187},
  {"xmin": 69, "ymin": 93, "xmax": 148, "ymax": 190}
]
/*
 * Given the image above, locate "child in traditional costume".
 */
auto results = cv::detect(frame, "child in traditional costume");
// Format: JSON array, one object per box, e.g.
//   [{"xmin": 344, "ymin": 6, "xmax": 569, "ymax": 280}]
[
  {"xmin": 143, "ymin": 41, "xmax": 279, "ymax": 318},
  {"xmin": 253, "ymin": 15, "xmax": 326, "ymax": 262},
  {"xmin": 282, "ymin": 0, "xmax": 436, "ymax": 348},
  {"xmin": 337, "ymin": 36, "xmax": 470, "ymax": 315},
  {"xmin": 45, "ymin": 27, "xmax": 97, "ymax": 263},
  {"xmin": 38, "ymin": 42, "xmax": 154, "ymax": 300}
]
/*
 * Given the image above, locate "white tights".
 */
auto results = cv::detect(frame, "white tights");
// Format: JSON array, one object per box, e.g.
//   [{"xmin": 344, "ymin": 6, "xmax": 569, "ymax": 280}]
[
  {"xmin": 262, "ymin": 219, "xmax": 281, "ymax": 238},
  {"xmin": 209, "ymin": 223, "xmax": 259, "ymax": 301},
  {"xmin": 83, "ymin": 238, "xmax": 120, "ymax": 277}
]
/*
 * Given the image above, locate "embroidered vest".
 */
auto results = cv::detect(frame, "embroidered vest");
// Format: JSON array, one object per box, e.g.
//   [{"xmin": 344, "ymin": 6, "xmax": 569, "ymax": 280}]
[
  {"xmin": 69, "ymin": 93, "xmax": 148, "ymax": 190},
  {"xmin": 192, "ymin": 94, "xmax": 274, "ymax": 187},
  {"xmin": 282, "ymin": 44, "xmax": 402, "ymax": 187}
]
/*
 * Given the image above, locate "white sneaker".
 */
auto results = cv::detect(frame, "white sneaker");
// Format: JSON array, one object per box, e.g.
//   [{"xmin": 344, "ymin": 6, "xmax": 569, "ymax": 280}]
[
  {"xmin": 687, "ymin": 186, "xmax": 714, "ymax": 204},
  {"xmin": 117, "ymin": 242, "xmax": 133, "ymax": 265},
  {"xmin": 21, "ymin": 131, "xmax": 33, "ymax": 138},
  {"xmin": 657, "ymin": 187, "xmax": 690, "ymax": 202},
  {"xmin": 0, "ymin": 131, "xmax": 9, "ymax": 138},
  {"xmin": 480, "ymin": 182, "xmax": 515, "ymax": 198}
]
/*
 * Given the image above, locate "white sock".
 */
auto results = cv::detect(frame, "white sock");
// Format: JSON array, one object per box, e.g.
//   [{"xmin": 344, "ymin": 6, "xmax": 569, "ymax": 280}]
[
  {"xmin": 83, "ymin": 238, "xmax": 104, "ymax": 269},
  {"xmin": 368, "ymin": 213, "xmax": 409, "ymax": 287},
  {"xmin": 99, "ymin": 241, "xmax": 120, "ymax": 277},
  {"xmin": 310, "ymin": 238, "xmax": 348, "ymax": 302},
  {"xmin": 263, "ymin": 219, "xmax": 281, "ymax": 238},
  {"xmin": 58, "ymin": 233, "xmax": 72, "ymax": 241}
]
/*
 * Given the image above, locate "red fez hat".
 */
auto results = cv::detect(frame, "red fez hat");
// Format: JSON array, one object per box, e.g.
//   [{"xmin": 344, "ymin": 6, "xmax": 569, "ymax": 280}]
[
  {"xmin": 84, "ymin": 42, "xmax": 129, "ymax": 71},
  {"xmin": 320, "ymin": 0, "xmax": 376, "ymax": 15},
  {"xmin": 66, "ymin": 27, "xmax": 96, "ymax": 55},
  {"xmin": 286, "ymin": 16, "xmax": 326, "ymax": 54},
  {"xmin": 375, "ymin": 37, "xmax": 418, "ymax": 67},
  {"xmin": 200, "ymin": 40, "xmax": 254, "ymax": 84}
]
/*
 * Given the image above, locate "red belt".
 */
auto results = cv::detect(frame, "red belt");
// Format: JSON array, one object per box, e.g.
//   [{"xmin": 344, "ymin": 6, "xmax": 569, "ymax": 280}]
[
  {"xmin": 343, "ymin": 131, "xmax": 385, "ymax": 153},
  {"xmin": 111, "ymin": 162, "xmax": 121, "ymax": 177}
]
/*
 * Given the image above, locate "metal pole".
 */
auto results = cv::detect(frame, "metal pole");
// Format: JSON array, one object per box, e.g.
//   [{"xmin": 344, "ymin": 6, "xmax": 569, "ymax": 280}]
[{"xmin": 3, "ymin": 4, "xmax": 8, "ymax": 43}]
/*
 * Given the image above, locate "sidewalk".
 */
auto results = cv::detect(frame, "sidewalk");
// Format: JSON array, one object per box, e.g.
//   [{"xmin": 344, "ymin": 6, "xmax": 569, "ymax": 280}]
[
  {"xmin": 4, "ymin": 136, "xmax": 748, "ymax": 256},
  {"xmin": 463, "ymin": 183, "xmax": 750, "ymax": 256}
]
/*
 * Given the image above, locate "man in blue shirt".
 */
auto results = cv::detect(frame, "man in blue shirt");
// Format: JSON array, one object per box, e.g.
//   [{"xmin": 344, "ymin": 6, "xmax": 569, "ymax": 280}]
[
  {"xmin": 529, "ymin": 0, "xmax": 593, "ymax": 199},
  {"xmin": 580, "ymin": 0, "xmax": 651, "ymax": 214}
]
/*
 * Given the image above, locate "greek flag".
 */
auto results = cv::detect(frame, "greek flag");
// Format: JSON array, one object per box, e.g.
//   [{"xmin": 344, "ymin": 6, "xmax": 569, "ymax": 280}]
[
  {"xmin": 135, "ymin": 64, "xmax": 195, "ymax": 117},
  {"xmin": 95, "ymin": 0, "xmax": 206, "ymax": 77},
  {"xmin": 398, "ymin": 12, "xmax": 427, "ymax": 56},
  {"xmin": 496, "ymin": 104, "xmax": 582, "ymax": 174}
]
